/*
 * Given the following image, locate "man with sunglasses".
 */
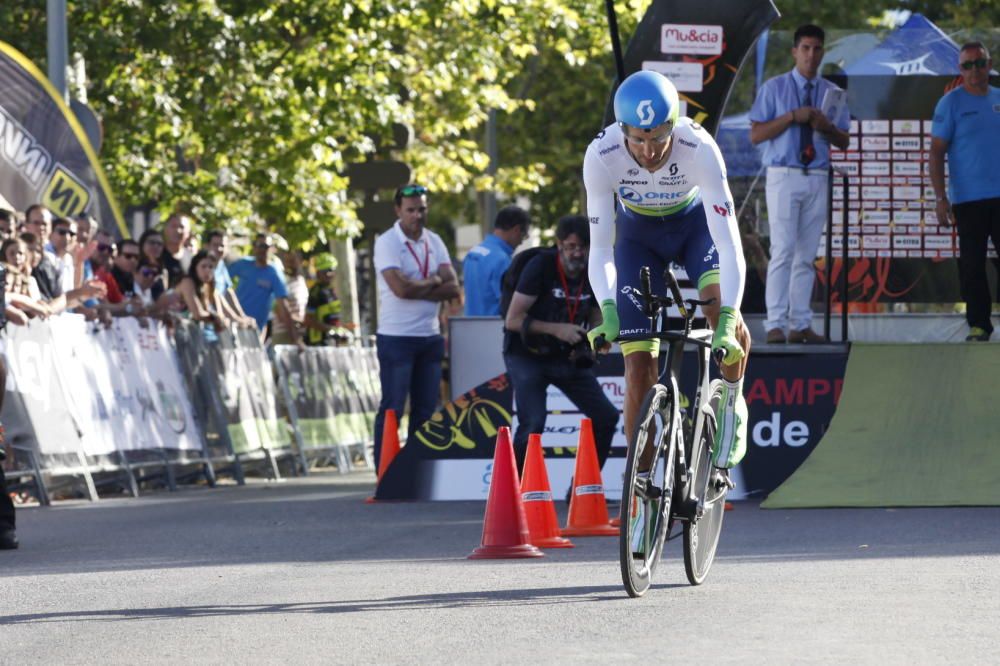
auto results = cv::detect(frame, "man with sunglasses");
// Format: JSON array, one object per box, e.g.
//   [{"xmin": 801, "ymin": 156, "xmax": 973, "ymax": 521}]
[
  {"xmin": 372, "ymin": 184, "xmax": 459, "ymax": 469},
  {"xmin": 88, "ymin": 230, "xmax": 125, "ymax": 305},
  {"xmin": 584, "ymin": 69, "xmax": 751, "ymax": 473},
  {"xmin": 50, "ymin": 217, "xmax": 79, "ymax": 296},
  {"xmin": 229, "ymin": 232, "xmax": 301, "ymax": 344},
  {"xmin": 750, "ymin": 24, "xmax": 850, "ymax": 345},
  {"xmin": 112, "ymin": 239, "xmax": 140, "ymax": 295},
  {"xmin": 930, "ymin": 42, "xmax": 1000, "ymax": 342}
]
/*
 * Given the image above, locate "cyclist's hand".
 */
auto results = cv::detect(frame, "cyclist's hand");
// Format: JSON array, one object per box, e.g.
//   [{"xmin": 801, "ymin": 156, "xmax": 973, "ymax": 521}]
[
  {"xmin": 712, "ymin": 306, "xmax": 745, "ymax": 366},
  {"xmin": 587, "ymin": 299, "xmax": 619, "ymax": 352}
]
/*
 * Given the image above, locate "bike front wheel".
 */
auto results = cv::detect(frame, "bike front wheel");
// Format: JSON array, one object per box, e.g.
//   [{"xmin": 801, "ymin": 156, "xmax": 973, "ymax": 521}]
[
  {"xmin": 683, "ymin": 379, "xmax": 728, "ymax": 585},
  {"xmin": 620, "ymin": 383, "xmax": 678, "ymax": 598}
]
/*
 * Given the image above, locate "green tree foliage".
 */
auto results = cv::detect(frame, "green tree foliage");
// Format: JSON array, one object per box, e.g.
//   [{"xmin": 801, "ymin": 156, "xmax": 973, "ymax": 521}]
[
  {"xmin": 0, "ymin": 0, "xmax": 631, "ymax": 244},
  {"xmin": 0, "ymin": 1, "xmax": 989, "ymax": 244}
]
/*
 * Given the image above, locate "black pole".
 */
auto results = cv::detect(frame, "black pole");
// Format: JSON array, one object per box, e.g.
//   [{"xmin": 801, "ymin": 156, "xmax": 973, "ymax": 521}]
[
  {"xmin": 824, "ymin": 170, "xmax": 833, "ymax": 341},
  {"xmin": 840, "ymin": 171, "xmax": 849, "ymax": 342},
  {"xmin": 605, "ymin": 0, "xmax": 627, "ymax": 84}
]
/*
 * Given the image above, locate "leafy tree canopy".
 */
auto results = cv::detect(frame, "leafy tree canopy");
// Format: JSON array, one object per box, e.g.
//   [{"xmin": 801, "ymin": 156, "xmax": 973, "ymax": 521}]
[{"xmin": 1, "ymin": 1, "xmax": 991, "ymax": 245}]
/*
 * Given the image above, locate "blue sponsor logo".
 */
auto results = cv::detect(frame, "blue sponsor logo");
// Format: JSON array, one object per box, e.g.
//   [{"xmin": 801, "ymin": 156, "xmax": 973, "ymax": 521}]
[
  {"xmin": 599, "ymin": 144, "xmax": 621, "ymax": 155},
  {"xmin": 619, "ymin": 186, "xmax": 643, "ymax": 202},
  {"xmin": 619, "ymin": 187, "xmax": 687, "ymax": 202}
]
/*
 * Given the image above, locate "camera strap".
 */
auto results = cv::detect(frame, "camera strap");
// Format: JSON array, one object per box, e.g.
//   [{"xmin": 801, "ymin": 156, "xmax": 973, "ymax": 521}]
[{"xmin": 555, "ymin": 254, "xmax": 583, "ymax": 324}]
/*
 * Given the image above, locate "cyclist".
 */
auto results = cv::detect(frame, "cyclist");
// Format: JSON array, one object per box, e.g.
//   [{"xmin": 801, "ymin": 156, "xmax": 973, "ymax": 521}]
[{"xmin": 584, "ymin": 70, "xmax": 751, "ymax": 474}]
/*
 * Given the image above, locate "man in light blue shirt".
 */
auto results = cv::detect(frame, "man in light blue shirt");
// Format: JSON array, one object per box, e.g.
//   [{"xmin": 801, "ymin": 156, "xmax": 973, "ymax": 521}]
[
  {"xmin": 750, "ymin": 24, "xmax": 850, "ymax": 344},
  {"xmin": 228, "ymin": 232, "xmax": 300, "ymax": 343},
  {"xmin": 463, "ymin": 205, "xmax": 530, "ymax": 316},
  {"xmin": 929, "ymin": 41, "xmax": 1000, "ymax": 341}
]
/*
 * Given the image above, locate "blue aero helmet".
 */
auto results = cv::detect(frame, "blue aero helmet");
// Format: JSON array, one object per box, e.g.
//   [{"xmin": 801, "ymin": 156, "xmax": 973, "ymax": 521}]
[{"xmin": 613, "ymin": 70, "xmax": 680, "ymax": 131}]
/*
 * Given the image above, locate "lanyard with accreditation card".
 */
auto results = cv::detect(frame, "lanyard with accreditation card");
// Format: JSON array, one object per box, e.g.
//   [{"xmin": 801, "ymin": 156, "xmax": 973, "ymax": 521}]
[{"xmin": 404, "ymin": 239, "xmax": 430, "ymax": 279}]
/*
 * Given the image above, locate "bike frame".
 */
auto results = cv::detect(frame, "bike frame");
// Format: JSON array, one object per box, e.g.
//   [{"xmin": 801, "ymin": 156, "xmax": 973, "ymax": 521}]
[{"xmin": 617, "ymin": 266, "xmax": 716, "ymax": 519}]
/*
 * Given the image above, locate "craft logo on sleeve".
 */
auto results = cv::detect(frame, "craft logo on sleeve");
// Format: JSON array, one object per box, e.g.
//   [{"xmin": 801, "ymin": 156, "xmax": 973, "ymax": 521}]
[{"xmin": 660, "ymin": 24, "xmax": 723, "ymax": 55}]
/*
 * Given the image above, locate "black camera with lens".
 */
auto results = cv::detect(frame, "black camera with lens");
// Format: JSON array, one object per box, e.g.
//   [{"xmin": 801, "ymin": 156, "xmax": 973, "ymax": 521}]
[{"xmin": 568, "ymin": 337, "xmax": 596, "ymax": 369}]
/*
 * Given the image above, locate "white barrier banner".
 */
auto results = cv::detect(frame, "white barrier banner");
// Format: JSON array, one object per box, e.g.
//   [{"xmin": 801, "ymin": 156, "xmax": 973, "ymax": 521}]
[
  {"xmin": 2, "ymin": 319, "xmax": 83, "ymax": 456},
  {"xmin": 47, "ymin": 315, "xmax": 117, "ymax": 456},
  {"xmin": 42, "ymin": 316, "xmax": 200, "ymax": 453}
]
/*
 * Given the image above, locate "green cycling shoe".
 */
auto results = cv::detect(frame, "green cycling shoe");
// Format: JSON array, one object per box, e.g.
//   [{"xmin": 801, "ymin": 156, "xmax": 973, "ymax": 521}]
[{"xmin": 713, "ymin": 383, "xmax": 747, "ymax": 469}]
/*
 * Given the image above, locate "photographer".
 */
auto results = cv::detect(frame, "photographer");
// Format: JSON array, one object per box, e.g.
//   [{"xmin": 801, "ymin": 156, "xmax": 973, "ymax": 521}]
[{"xmin": 503, "ymin": 214, "xmax": 619, "ymax": 474}]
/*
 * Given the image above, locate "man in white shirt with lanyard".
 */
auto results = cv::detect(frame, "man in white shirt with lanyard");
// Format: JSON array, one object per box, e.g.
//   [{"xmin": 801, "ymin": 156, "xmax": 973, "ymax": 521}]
[{"xmin": 372, "ymin": 184, "xmax": 460, "ymax": 468}]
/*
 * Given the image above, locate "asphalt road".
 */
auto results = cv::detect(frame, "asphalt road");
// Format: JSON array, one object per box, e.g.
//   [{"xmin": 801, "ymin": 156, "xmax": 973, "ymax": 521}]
[{"xmin": 2, "ymin": 471, "xmax": 998, "ymax": 664}]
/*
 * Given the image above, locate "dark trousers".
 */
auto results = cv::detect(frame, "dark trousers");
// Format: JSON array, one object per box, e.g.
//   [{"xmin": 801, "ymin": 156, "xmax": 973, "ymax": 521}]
[
  {"xmin": 504, "ymin": 352, "xmax": 619, "ymax": 474},
  {"xmin": 373, "ymin": 334, "xmax": 444, "ymax": 469},
  {"xmin": 0, "ymin": 467, "xmax": 13, "ymax": 530},
  {"xmin": 954, "ymin": 197, "xmax": 1000, "ymax": 333}
]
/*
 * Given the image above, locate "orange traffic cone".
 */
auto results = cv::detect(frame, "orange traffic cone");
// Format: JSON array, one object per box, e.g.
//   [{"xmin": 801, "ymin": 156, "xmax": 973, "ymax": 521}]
[
  {"xmin": 562, "ymin": 418, "xmax": 618, "ymax": 537},
  {"xmin": 366, "ymin": 409, "xmax": 401, "ymax": 503},
  {"xmin": 469, "ymin": 427, "xmax": 544, "ymax": 559},
  {"xmin": 520, "ymin": 434, "xmax": 574, "ymax": 549}
]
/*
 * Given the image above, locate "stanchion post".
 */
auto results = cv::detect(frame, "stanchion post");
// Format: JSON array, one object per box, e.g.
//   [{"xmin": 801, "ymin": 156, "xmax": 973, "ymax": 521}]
[
  {"xmin": 840, "ymin": 169, "xmax": 849, "ymax": 342},
  {"xmin": 824, "ymin": 169, "xmax": 834, "ymax": 340},
  {"xmin": 274, "ymin": 350, "xmax": 311, "ymax": 476}
]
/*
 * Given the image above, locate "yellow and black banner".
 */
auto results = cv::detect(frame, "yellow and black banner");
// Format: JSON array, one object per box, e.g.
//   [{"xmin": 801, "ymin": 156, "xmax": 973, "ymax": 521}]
[{"xmin": 0, "ymin": 41, "xmax": 125, "ymax": 235}]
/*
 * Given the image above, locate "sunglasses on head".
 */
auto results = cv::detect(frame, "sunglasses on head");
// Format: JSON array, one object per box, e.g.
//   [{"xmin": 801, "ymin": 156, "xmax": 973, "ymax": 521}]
[
  {"xmin": 960, "ymin": 58, "xmax": 989, "ymax": 70},
  {"xmin": 396, "ymin": 184, "xmax": 428, "ymax": 198}
]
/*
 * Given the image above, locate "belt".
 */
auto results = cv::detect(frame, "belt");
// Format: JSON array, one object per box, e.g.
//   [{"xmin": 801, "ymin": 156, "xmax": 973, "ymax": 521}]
[{"xmin": 767, "ymin": 165, "xmax": 829, "ymax": 176}]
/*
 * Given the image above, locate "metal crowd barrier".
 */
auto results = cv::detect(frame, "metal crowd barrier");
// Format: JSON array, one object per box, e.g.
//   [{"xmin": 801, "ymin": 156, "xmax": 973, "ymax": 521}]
[{"xmin": 1, "ymin": 316, "xmax": 377, "ymax": 504}]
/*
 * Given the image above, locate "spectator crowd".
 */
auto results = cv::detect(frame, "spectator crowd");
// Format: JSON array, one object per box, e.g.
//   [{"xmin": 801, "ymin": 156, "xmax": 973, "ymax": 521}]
[{"xmin": 0, "ymin": 206, "xmax": 348, "ymax": 347}]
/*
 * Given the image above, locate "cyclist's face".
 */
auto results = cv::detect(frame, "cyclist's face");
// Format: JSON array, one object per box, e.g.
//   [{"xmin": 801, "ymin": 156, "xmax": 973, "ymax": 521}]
[
  {"xmin": 623, "ymin": 122, "xmax": 673, "ymax": 169},
  {"xmin": 557, "ymin": 233, "xmax": 588, "ymax": 276}
]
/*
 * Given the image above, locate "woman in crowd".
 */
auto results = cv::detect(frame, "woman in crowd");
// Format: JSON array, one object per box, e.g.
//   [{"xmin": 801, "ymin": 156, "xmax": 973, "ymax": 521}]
[
  {"xmin": 138, "ymin": 229, "xmax": 168, "ymax": 284},
  {"xmin": 176, "ymin": 250, "xmax": 231, "ymax": 341}
]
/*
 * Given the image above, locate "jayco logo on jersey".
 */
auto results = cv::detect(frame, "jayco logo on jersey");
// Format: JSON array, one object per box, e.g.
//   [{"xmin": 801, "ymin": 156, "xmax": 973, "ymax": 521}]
[
  {"xmin": 621, "ymin": 179, "xmax": 648, "ymax": 186},
  {"xmin": 636, "ymin": 100, "xmax": 655, "ymax": 126}
]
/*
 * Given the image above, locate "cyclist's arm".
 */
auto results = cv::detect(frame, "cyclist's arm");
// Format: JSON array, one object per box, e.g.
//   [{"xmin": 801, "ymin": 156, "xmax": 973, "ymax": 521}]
[
  {"xmin": 694, "ymin": 139, "xmax": 746, "ymax": 309},
  {"xmin": 583, "ymin": 147, "xmax": 617, "ymax": 304}
]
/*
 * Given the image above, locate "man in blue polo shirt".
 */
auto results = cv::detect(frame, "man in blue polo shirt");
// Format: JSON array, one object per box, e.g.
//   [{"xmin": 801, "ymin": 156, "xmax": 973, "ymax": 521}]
[
  {"xmin": 930, "ymin": 41, "xmax": 1000, "ymax": 342},
  {"xmin": 228, "ymin": 232, "xmax": 301, "ymax": 344},
  {"xmin": 750, "ymin": 24, "xmax": 850, "ymax": 344},
  {"xmin": 462, "ymin": 205, "xmax": 530, "ymax": 316}
]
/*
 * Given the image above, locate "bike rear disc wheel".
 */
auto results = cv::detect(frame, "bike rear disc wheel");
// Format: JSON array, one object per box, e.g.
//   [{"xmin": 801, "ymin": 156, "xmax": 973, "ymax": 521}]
[
  {"xmin": 683, "ymin": 379, "xmax": 728, "ymax": 585},
  {"xmin": 620, "ymin": 384, "xmax": 677, "ymax": 598}
]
